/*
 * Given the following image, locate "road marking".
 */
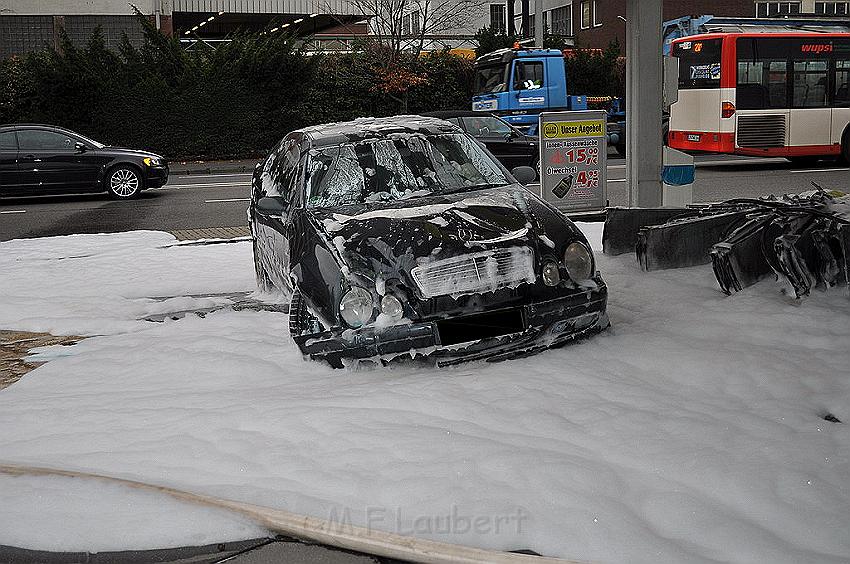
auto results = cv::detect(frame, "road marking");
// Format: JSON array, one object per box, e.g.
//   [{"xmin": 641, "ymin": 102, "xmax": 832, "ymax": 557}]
[
  {"xmin": 204, "ymin": 198, "xmax": 250, "ymax": 203},
  {"xmin": 0, "ymin": 210, "xmax": 26, "ymax": 214},
  {"xmin": 175, "ymin": 173, "xmax": 253, "ymax": 179},
  {"xmin": 790, "ymin": 168, "xmax": 850, "ymax": 174},
  {"xmin": 163, "ymin": 182, "xmax": 250, "ymax": 189}
]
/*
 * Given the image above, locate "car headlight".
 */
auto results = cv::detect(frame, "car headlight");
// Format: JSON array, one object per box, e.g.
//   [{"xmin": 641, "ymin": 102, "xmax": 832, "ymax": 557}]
[
  {"xmin": 143, "ymin": 157, "xmax": 162, "ymax": 167},
  {"xmin": 380, "ymin": 294, "xmax": 404, "ymax": 319},
  {"xmin": 339, "ymin": 286, "xmax": 373, "ymax": 328},
  {"xmin": 541, "ymin": 261, "xmax": 561, "ymax": 286},
  {"xmin": 563, "ymin": 242, "xmax": 593, "ymax": 282}
]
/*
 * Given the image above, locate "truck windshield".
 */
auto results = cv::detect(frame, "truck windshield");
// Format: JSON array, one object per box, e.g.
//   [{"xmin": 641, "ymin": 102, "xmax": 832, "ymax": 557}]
[
  {"xmin": 305, "ymin": 133, "xmax": 510, "ymax": 208},
  {"xmin": 474, "ymin": 64, "xmax": 509, "ymax": 94}
]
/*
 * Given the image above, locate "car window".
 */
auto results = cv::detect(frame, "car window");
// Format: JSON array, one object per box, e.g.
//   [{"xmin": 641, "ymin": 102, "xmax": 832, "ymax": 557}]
[
  {"xmin": 305, "ymin": 133, "xmax": 510, "ymax": 208},
  {"xmin": 461, "ymin": 116, "xmax": 513, "ymax": 137},
  {"xmin": 261, "ymin": 136, "xmax": 301, "ymax": 200},
  {"xmin": 513, "ymin": 61, "xmax": 544, "ymax": 90},
  {"xmin": 17, "ymin": 129, "xmax": 76, "ymax": 151},
  {"xmin": 0, "ymin": 130, "xmax": 17, "ymax": 151}
]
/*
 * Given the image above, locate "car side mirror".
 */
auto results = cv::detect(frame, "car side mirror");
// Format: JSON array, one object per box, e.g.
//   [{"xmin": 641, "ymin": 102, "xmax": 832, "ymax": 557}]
[
  {"xmin": 74, "ymin": 142, "xmax": 87, "ymax": 153},
  {"xmin": 511, "ymin": 166, "xmax": 536, "ymax": 185},
  {"xmin": 256, "ymin": 196, "xmax": 287, "ymax": 216}
]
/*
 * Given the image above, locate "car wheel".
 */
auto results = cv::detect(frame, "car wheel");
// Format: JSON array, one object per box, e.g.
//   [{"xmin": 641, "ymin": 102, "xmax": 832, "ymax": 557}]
[
  {"xmin": 253, "ymin": 238, "xmax": 274, "ymax": 292},
  {"xmin": 289, "ymin": 289, "xmax": 324, "ymax": 339},
  {"xmin": 107, "ymin": 166, "xmax": 142, "ymax": 199}
]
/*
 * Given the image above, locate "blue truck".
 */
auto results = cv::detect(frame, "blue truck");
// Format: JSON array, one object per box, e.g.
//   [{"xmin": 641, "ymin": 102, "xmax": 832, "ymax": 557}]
[{"xmin": 471, "ymin": 47, "xmax": 590, "ymax": 137}]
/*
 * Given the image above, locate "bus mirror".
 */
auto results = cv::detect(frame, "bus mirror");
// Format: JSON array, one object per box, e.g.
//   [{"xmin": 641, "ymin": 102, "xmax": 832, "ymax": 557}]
[{"xmin": 663, "ymin": 56, "xmax": 679, "ymax": 110}]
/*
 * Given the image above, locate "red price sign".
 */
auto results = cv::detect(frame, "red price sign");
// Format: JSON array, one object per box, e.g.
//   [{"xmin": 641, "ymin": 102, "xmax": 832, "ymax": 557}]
[{"xmin": 566, "ymin": 147, "xmax": 600, "ymax": 165}]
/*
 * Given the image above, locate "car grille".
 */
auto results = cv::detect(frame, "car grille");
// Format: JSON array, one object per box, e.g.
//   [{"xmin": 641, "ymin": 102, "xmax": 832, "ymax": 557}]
[
  {"xmin": 411, "ymin": 247, "xmax": 536, "ymax": 298},
  {"xmin": 736, "ymin": 114, "xmax": 786, "ymax": 148}
]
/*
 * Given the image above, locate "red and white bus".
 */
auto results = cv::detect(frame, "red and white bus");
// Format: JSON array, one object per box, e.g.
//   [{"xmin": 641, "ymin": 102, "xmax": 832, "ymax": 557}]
[{"xmin": 668, "ymin": 32, "xmax": 850, "ymax": 163}]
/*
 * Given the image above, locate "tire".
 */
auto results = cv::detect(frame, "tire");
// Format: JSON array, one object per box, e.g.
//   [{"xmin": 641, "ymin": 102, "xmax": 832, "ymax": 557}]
[
  {"xmin": 107, "ymin": 165, "xmax": 142, "ymax": 199},
  {"xmin": 252, "ymin": 238, "xmax": 274, "ymax": 292},
  {"xmin": 842, "ymin": 128, "xmax": 850, "ymax": 164},
  {"xmin": 288, "ymin": 289, "xmax": 323, "ymax": 339}
]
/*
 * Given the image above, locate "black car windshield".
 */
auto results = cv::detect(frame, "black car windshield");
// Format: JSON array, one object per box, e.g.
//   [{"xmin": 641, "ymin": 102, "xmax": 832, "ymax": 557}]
[
  {"xmin": 305, "ymin": 133, "xmax": 510, "ymax": 208},
  {"xmin": 474, "ymin": 64, "xmax": 509, "ymax": 94}
]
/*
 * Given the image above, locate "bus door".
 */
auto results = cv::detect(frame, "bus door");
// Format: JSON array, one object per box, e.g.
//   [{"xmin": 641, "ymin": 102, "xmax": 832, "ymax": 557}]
[{"xmin": 789, "ymin": 42, "xmax": 832, "ymax": 148}]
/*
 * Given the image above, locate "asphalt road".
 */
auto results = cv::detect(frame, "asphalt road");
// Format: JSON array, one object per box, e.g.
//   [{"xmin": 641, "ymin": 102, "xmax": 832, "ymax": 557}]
[{"xmin": 1, "ymin": 155, "xmax": 848, "ymax": 242}]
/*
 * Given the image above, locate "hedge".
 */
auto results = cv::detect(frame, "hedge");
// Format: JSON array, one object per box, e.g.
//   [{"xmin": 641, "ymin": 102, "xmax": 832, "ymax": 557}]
[{"xmin": 0, "ymin": 18, "xmax": 475, "ymax": 160}]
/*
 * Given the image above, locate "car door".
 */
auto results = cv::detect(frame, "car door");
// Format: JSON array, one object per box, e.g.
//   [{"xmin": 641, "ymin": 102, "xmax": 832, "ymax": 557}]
[
  {"xmin": 0, "ymin": 130, "xmax": 21, "ymax": 196},
  {"xmin": 15, "ymin": 128, "xmax": 93, "ymax": 193},
  {"xmin": 252, "ymin": 136, "xmax": 301, "ymax": 292},
  {"xmin": 461, "ymin": 116, "xmax": 533, "ymax": 169}
]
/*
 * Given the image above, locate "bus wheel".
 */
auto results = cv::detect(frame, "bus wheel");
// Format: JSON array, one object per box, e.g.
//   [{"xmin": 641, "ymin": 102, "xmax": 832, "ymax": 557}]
[
  {"xmin": 842, "ymin": 129, "xmax": 850, "ymax": 164},
  {"xmin": 786, "ymin": 156, "xmax": 820, "ymax": 167}
]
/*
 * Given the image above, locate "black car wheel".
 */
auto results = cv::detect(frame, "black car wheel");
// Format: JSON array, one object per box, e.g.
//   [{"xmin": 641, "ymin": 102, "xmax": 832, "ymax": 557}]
[
  {"xmin": 289, "ymin": 289, "xmax": 324, "ymax": 339},
  {"xmin": 107, "ymin": 165, "xmax": 142, "ymax": 199},
  {"xmin": 253, "ymin": 238, "xmax": 274, "ymax": 292}
]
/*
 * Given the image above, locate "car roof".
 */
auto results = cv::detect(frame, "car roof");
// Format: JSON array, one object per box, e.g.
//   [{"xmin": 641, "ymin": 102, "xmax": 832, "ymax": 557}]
[
  {"xmin": 0, "ymin": 124, "xmax": 74, "ymax": 133},
  {"xmin": 297, "ymin": 115, "xmax": 462, "ymax": 147}
]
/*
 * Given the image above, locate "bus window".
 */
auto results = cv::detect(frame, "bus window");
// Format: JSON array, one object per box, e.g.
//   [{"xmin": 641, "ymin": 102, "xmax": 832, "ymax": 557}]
[
  {"xmin": 673, "ymin": 38, "xmax": 722, "ymax": 89},
  {"xmin": 737, "ymin": 60, "xmax": 788, "ymax": 109},
  {"xmin": 513, "ymin": 61, "xmax": 544, "ymax": 90},
  {"xmin": 836, "ymin": 60, "xmax": 850, "ymax": 107},
  {"xmin": 793, "ymin": 60, "xmax": 829, "ymax": 107}
]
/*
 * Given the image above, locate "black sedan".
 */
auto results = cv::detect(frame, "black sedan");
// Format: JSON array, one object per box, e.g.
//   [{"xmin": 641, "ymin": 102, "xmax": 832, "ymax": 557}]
[
  {"xmin": 249, "ymin": 115, "xmax": 608, "ymax": 368},
  {"xmin": 421, "ymin": 110, "xmax": 539, "ymax": 173},
  {"xmin": 0, "ymin": 124, "xmax": 168, "ymax": 199}
]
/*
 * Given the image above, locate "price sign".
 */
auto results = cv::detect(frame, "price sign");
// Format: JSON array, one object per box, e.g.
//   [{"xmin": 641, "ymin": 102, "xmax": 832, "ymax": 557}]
[{"xmin": 539, "ymin": 110, "xmax": 607, "ymax": 212}]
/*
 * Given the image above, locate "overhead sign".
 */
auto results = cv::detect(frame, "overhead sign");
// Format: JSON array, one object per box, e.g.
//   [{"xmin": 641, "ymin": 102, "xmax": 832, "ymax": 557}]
[{"xmin": 539, "ymin": 110, "xmax": 607, "ymax": 212}]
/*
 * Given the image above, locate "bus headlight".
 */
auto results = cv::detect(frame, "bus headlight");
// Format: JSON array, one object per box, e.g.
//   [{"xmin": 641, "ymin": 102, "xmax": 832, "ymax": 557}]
[
  {"xmin": 339, "ymin": 287, "xmax": 373, "ymax": 328},
  {"xmin": 563, "ymin": 242, "xmax": 593, "ymax": 282}
]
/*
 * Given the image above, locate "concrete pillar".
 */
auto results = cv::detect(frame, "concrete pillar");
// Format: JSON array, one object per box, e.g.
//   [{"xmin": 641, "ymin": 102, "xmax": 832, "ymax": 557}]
[{"xmin": 625, "ymin": 0, "xmax": 663, "ymax": 207}]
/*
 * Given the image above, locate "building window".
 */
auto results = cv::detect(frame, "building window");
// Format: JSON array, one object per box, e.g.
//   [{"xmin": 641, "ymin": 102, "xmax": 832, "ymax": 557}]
[
  {"xmin": 551, "ymin": 5, "xmax": 572, "ymax": 36},
  {"xmin": 581, "ymin": 0, "xmax": 592, "ymax": 29},
  {"xmin": 403, "ymin": 13, "xmax": 410, "ymax": 35},
  {"xmin": 755, "ymin": 2, "xmax": 802, "ymax": 17},
  {"xmin": 411, "ymin": 11, "xmax": 420, "ymax": 34},
  {"xmin": 490, "ymin": 4, "xmax": 506, "ymax": 33},
  {"xmin": 593, "ymin": 0, "xmax": 602, "ymax": 26},
  {"xmin": 814, "ymin": 1, "xmax": 849, "ymax": 14}
]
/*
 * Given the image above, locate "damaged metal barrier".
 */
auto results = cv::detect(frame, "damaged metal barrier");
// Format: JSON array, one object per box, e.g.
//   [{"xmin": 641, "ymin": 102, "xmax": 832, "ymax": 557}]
[{"xmin": 604, "ymin": 189, "xmax": 850, "ymax": 298}]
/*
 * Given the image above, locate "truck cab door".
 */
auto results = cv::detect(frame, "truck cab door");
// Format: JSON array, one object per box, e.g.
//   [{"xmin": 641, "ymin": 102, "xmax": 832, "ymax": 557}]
[{"xmin": 512, "ymin": 60, "xmax": 547, "ymax": 111}]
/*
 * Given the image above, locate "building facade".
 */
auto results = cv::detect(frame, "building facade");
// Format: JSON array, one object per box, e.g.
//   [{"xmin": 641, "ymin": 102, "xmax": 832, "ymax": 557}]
[{"xmin": 0, "ymin": 0, "xmax": 366, "ymax": 57}]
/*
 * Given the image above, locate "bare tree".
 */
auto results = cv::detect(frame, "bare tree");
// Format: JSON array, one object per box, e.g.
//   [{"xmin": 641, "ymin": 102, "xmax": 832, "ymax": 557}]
[{"xmin": 338, "ymin": 0, "xmax": 487, "ymax": 62}]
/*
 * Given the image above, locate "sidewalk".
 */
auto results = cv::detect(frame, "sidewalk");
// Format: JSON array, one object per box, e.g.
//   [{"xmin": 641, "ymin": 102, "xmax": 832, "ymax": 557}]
[{"xmin": 169, "ymin": 158, "xmax": 259, "ymax": 175}]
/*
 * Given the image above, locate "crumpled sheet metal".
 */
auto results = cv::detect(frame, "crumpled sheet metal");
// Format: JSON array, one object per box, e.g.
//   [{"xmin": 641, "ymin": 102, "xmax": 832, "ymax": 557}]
[{"xmin": 628, "ymin": 192, "xmax": 850, "ymax": 299}]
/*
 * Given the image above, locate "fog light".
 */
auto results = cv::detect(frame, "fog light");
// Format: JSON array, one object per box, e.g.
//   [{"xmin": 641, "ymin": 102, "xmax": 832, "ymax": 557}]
[
  {"xmin": 542, "ymin": 261, "xmax": 561, "ymax": 286},
  {"xmin": 380, "ymin": 294, "xmax": 404, "ymax": 319}
]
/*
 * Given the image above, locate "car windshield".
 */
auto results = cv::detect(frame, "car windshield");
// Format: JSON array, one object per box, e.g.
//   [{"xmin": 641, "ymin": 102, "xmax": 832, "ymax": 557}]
[
  {"xmin": 305, "ymin": 133, "xmax": 511, "ymax": 208},
  {"xmin": 474, "ymin": 63, "xmax": 509, "ymax": 94}
]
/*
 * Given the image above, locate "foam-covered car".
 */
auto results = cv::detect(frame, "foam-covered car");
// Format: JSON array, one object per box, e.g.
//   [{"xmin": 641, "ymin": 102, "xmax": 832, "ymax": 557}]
[{"xmin": 249, "ymin": 116, "xmax": 608, "ymax": 367}]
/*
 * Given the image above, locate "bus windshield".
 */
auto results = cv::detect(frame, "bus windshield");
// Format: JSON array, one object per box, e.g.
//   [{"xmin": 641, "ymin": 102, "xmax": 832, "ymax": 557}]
[
  {"xmin": 474, "ymin": 64, "xmax": 509, "ymax": 94},
  {"xmin": 673, "ymin": 38, "xmax": 722, "ymax": 89}
]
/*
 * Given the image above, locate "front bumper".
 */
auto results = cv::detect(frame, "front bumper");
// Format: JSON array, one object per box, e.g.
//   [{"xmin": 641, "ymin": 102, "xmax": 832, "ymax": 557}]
[
  {"xmin": 144, "ymin": 164, "xmax": 169, "ymax": 189},
  {"xmin": 295, "ymin": 280, "xmax": 609, "ymax": 366}
]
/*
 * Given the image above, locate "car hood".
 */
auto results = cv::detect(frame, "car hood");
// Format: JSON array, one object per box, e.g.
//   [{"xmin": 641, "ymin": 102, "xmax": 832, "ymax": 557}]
[{"xmin": 308, "ymin": 185, "xmax": 584, "ymax": 287}]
